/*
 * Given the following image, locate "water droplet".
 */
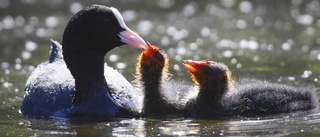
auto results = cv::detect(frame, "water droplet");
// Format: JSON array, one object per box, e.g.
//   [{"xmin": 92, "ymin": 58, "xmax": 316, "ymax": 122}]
[
  {"xmin": 137, "ymin": 20, "xmax": 153, "ymax": 36},
  {"xmin": 317, "ymin": 19, "xmax": 320, "ymax": 28},
  {"xmin": 5, "ymin": 69, "xmax": 10, "ymax": 75},
  {"xmin": 116, "ymin": 62, "xmax": 126, "ymax": 69},
  {"xmin": 173, "ymin": 64, "xmax": 180, "ymax": 71},
  {"xmin": 239, "ymin": 39, "xmax": 258, "ymax": 50},
  {"xmin": 314, "ymin": 78, "xmax": 318, "ymax": 82},
  {"xmin": 248, "ymin": 40, "xmax": 259, "ymax": 50},
  {"xmin": 182, "ymin": 3, "xmax": 197, "ymax": 17},
  {"xmin": 167, "ymin": 26, "xmax": 177, "ymax": 36},
  {"xmin": 196, "ymin": 38, "xmax": 203, "ymax": 46},
  {"xmin": 109, "ymin": 54, "xmax": 119, "ymax": 62},
  {"xmin": 254, "ymin": 16, "xmax": 263, "ymax": 26},
  {"xmin": 176, "ymin": 47, "xmax": 186, "ymax": 55},
  {"xmin": 1, "ymin": 62, "xmax": 9, "ymax": 69},
  {"xmin": 306, "ymin": 1, "xmax": 320, "ymax": 15},
  {"xmin": 21, "ymin": 51, "xmax": 31, "ymax": 60},
  {"xmin": 69, "ymin": 2, "xmax": 83, "ymax": 14},
  {"xmin": 296, "ymin": 14, "xmax": 313, "ymax": 25},
  {"xmin": 231, "ymin": 58, "xmax": 237, "ymax": 64},
  {"xmin": 301, "ymin": 70, "xmax": 312, "ymax": 78},
  {"xmin": 288, "ymin": 76, "xmax": 295, "ymax": 81},
  {"xmin": 25, "ymin": 40, "xmax": 37, "ymax": 51},
  {"xmin": 239, "ymin": 1, "xmax": 252, "ymax": 13},
  {"xmin": 275, "ymin": 20, "xmax": 283, "ymax": 30},
  {"xmin": 15, "ymin": 58, "xmax": 21, "ymax": 64},
  {"xmin": 304, "ymin": 27, "xmax": 315, "ymax": 35},
  {"xmin": 236, "ymin": 19, "xmax": 247, "ymax": 29},
  {"xmin": 267, "ymin": 44, "xmax": 274, "ymax": 51},
  {"xmin": 301, "ymin": 45, "xmax": 309, "ymax": 52},
  {"xmin": 174, "ymin": 55, "xmax": 182, "ymax": 61},
  {"xmin": 45, "ymin": 16, "xmax": 58, "ymax": 28},
  {"xmin": 281, "ymin": 43, "xmax": 292, "ymax": 51},
  {"xmin": 253, "ymin": 56, "xmax": 259, "ymax": 62},
  {"xmin": 189, "ymin": 43, "xmax": 198, "ymax": 50},
  {"xmin": 2, "ymin": 16, "xmax": 15, "ymax": 29},
  {"xmin": 24, "ymin": 24, "xmax": 34, "ymax": 34},
  {"xmin": 35, "ymin": 28, "xmax": 47, "ymax": 37},
  {"xmin": 15, "ymin": 16, "xmax": 25, "ymax": 27},
  {"xmin": 157, "ymin": 0, "xmax": 175, "ymax": 9},
  {"xmin": 0, "ymin": 0, "xmax": 10, "ymax": 8},
  {"xmin": 201, "ymin": 27, "xmax": 211, "ymax": 37},
  {"xmin": 122, "ymin": 10, "xmax": 137, "ymax": 22},
  {"xmin": 193, "ymin": 55, "xmax": 200, "ymax": 61},
  {"xmin": 221, "ymin": 0, "xmax": 236, "ymax": 8},
  {"xmin": 222, "ymin": 50, "xmax": 233, "ymax": 58},
  {"xmin": 21, "ymin": 0, "xmax": 36, "ymax": 4},
  {"xmin": 283, "ymin": 22, "xmax": 292, "ymax": 31},
  {"xmin": 29, "ymin": 16, "xmax": 39, "ymax": 26},
  {"xmin": 317, "ymin": 54, "xmax": 320, "ymax": 60},
  {"xmin": 3, "ymin": 82, "xmax": 12, "ymax": 88},
  {"xmin": 236, "ymin": 63, "xmax": 242, "ymax": 68},
  {"xmin": 217, "ymin": 39, "xmax": 236, "ymax": 48},
  {"xmin": 292, "ymin": 0, "xmax": 302, "ymax": 6},
  {"xmin": 14, "ymin": 64, "xmax": 21, "ymax": 70},
  {"xmin": 237, "ymin": 50, "xmax": 244, "ymax": 56},
  {"xmin": 161, "ymin": 35, "xmax": 170, "ymax": 46}
]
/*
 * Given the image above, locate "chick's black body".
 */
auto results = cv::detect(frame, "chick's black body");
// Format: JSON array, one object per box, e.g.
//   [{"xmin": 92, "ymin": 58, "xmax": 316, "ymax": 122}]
[
  {"xmin": 230, "ymin": 79, "xmax": 319, "ymax": 116},
  {"xmin": 134, "ymin": 44, "xmax": 195, "ymax": 118},
  {"xmin": 183, "ymin": 60, "xmax": 319, "ymax": 119}
]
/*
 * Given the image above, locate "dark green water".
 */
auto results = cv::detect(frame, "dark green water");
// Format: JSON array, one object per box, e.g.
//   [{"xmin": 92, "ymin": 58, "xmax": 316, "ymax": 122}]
[{"xmin": 1, "ymin": 0, "xmax": 320, "ymax": 136}]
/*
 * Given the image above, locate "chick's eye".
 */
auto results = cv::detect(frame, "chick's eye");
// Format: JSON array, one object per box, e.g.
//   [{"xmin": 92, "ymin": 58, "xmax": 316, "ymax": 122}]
[
  {"xmin": 203, "ymin": 67, "xmax": 213, "ymax": 75},
  {"xmin": 204, "ymin": 66, "xmax": 220, "ymax": 76},
  {"xmin": 155, "ymin": 52, "xmax": 164, "ymax": 61}
]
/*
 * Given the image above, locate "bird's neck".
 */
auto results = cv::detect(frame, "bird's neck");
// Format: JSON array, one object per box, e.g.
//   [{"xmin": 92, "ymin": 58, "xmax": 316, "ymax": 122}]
[
  {"xmin": 64, "ymin": 52, "xmax": 107, "ymax": 104},
  {"xmin": 140, "ymin": 64, "xmax": 164, "ymax": 98},
  {"xmin": 138, "ymin": 63, "xmax": 171, "ymax": 115},
  {"xmin": 134, "ymin": 54, "xmax": 170, "ymax": 97},
  {"xmin": 197, "ymin": 79, "xmax": 233, "ymax": 105}
]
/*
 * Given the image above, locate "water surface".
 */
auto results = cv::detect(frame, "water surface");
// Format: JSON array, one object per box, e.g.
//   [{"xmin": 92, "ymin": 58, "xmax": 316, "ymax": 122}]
[{"xmin": 1, "ymin": 0, "xmax": 320, "ymax": 136}]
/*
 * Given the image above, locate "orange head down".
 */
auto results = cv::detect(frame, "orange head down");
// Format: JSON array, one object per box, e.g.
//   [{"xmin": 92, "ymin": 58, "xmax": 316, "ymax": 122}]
[
  {"xmin": 141, "ymin": 43, "xmax": 166, "ymax": 67},
  {"xmin": 134, "ymin": 43, "xmax": 170, "ymax": 84},
  {"xmin": 182, "ymin": 59, "xmax": 233, "ymax": 87}
]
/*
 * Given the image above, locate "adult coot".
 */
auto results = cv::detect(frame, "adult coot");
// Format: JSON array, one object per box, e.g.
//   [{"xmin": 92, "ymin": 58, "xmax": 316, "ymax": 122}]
[{"xmin": 20, "ymin": 5, "xmax": 147, "ymax": 120}]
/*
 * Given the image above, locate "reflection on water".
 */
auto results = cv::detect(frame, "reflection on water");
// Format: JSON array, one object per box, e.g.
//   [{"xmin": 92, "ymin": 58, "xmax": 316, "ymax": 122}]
[
  {"xmin": 1, "ymin": 0, "xmax": 320, "ymax": 136},
  {"xmin": 19, "ymin": 112, "xmax": 320, "ymax": 136}
]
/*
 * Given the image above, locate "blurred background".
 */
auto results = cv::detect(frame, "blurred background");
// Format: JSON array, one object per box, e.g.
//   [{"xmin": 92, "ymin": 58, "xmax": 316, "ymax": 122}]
[{"xmin": 1, "ymin": 0, "xmax": 320, "ymax": 136}]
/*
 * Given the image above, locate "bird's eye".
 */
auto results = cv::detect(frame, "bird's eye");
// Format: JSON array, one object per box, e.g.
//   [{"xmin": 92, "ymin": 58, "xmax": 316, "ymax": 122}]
[
  {"xmin": 103, "ymin": 19, "xmax": 111, "ymax": 25},
  {"xmin": 204, "ymin": 66, "xmax": 221, "ymax": 76},
  {"xmin": 155, "ymin": 52, "xmax": 164, "ymax": 62},
  {"xmin": 204, "ymin": 67, "xmax": 213, "ymax": 75}
]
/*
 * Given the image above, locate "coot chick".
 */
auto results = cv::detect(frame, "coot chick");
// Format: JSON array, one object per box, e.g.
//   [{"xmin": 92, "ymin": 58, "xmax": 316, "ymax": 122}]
[
  {"xmin": 182, "ymin": 60, "xmax": 236, "ymax": 118},
  {"xmin": 20, "ymin": 5, "xmax": 147, "ymax": 120},
  {"xmin": 133, "ymin": 43, "xmax": 196, "ymax": 118},
  {"xmin": 183, "ymin": 59, "xmax": 319, "ymax": 119}
]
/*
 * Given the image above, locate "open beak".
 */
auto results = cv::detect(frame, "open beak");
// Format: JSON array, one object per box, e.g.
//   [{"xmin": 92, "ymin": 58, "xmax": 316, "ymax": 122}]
[
  {"xmin": 118, "ymin": 28, "xmax": 147, "ymax": 50},
  {"xmin": 182, "ymin": 60, "xmax": 198, "ymax": 74}
]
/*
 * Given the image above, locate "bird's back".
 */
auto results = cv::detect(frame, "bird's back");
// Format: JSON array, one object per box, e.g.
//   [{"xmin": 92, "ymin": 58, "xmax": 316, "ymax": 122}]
[
  {"xmin": 227, "ymin": 79, "xmax": 319, "ymax": 116},
  {"xmin": 21, "ymin": 40, "xmax": 75, "ymax": 118}
]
